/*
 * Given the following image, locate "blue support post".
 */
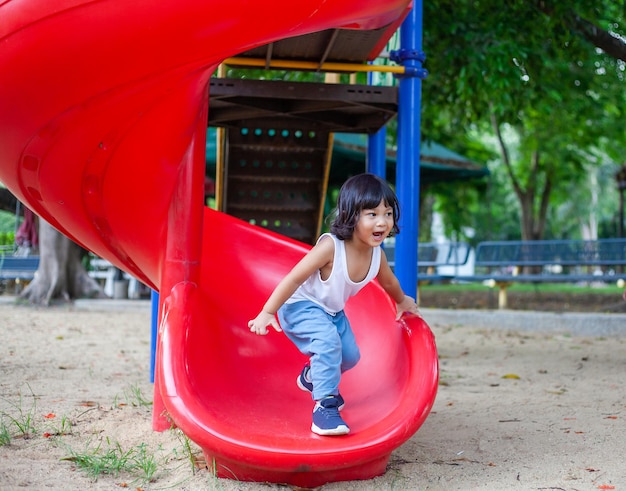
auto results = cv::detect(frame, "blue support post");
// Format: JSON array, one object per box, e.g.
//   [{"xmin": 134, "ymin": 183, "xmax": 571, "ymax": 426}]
[
  {"xmin": 390, "ymin": 2, "xmax": 427, "ymax": 299},
  {"xmin": 150, "ymin": 289, "xmax": 159, "ymax": 383},
  {"xmin": 367, "ymin": 69, "xmax": 387, "ymax": 178},
  {"xmin": 367, "ymin": 128, "xmax": 386, "ymax": 178}
]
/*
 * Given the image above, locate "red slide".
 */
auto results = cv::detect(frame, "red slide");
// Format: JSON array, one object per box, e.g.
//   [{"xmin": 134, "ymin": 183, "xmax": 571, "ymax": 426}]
[{"xmin": 0, "ymin": 0, "xmax": 438, "ymax": 487}]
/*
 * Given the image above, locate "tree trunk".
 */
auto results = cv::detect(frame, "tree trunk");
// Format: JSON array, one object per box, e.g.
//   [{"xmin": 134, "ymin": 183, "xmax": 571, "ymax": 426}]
[{"xmin": 20, "ymin": 219, "xmax": 107, "ymax": 305}]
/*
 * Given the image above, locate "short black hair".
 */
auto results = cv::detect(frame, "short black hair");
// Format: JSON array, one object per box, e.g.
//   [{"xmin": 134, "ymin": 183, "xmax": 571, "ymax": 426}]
[{"xmin": 330, "ymin": 173, "xmax": 400, "ymax": 240}]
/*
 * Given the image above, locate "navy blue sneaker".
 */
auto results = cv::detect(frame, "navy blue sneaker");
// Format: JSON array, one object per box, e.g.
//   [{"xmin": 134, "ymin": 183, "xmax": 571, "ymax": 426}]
[
  {"xmin": 311, "ymin": 396, "xmax": 350, "ymax": 436},
  {"xmin": 297, "ymin": 364, "xmax": 345, "ymax": 410}
]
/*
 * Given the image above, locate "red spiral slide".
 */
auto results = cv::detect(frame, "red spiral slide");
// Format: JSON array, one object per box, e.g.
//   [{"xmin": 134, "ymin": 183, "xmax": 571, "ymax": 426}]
[{"xmin": 0, "ymin": 0, "xmax": 438, "ymax": 487}]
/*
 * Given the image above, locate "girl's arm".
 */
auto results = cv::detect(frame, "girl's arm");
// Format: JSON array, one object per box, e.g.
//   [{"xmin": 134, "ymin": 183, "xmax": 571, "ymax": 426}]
[
  {"xmin": 376, "ymin": 252, "xmax": 422, "ymax": 320},
  {"xmin": 248, "ymin": 237, "xmax": 335, "ymax": 335}
]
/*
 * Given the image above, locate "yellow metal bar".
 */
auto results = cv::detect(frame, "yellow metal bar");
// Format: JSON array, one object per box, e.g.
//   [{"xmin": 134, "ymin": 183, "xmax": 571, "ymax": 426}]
[
  {"xmin": 214, "ymin": 64, "xmax": 226, "ymax": 211},
  {"xmin": 316, "ymin": 132, "xmax": 333, "ymax": 240},
  {"xmin": 222, "ymin": 57, "xmax": 405, "ymax": 74}
]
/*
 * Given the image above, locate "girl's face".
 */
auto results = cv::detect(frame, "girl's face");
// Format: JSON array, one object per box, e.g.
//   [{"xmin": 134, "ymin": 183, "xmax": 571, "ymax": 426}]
[{"xmin": 353, "ymin": 199, "xmax": 395, "ymax": 247}]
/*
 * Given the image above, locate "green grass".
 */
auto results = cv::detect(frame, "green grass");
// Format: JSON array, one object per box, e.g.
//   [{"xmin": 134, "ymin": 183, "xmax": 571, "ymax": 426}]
[
  {"xmin": 421, "ymin": 282, "xmax": 623, "ymax": 296},
  {"xmin": 63, "ymin": 438, "xmax": 160, "ymax": 483},
  {"xmin": 43, "ymin": 414, "xmax": 73, "ymax": 438},
  {"xmin": 0, "ymin": 384, "xmax": 206, "ymax": 487},
  {"xmin": 60, "ymin": 427, "xmax": 212, "ymax": 488},
  {"xmin": 173, "ymin": 429, "xmax": 201, "ymax": 475},
  {"xmin": 0, "ymin": 385, "xmax": 38, "ymax": 443},
  {"xmin": 114, "ymin": 384, "xmax": 153, "ymax": 408},
  {"xmin": 0, "ymin": 423, "xmax": 11, "ymax": 446}
]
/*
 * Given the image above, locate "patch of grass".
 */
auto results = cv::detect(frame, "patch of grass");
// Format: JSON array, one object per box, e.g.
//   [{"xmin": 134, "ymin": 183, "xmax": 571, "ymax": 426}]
[
  {"xmin": 131, "ymin": 442, "xmax": 159, "ymax": 482},
  {"xmin": 206, "ymin": 457, "xmax": 228, "ymax": 490},
  {"xmin": 114, "ymin": 384, "xmax": 153, "ymax": 408},
  {"xmin": 43, "ymin": 414, "xmax": 73, "ymax": 438},
  {"xmin": 171, "ymin": 430, "xmax": 231, "ymax": 489},
  {"xmin": 0, "ymin": 421, "xmax": 12, "ymax": 446},
  {"xmin": 63, "ymin": 437, "xmax": 160, "ymax": 483},
  {"xmin": 60, "ymin": 429, "xmax": 211, "ymax": 488},
  {"xmin": 173, "ymin": 429, "xmax": 199, "ymax": 474},
  {"xmin": 422, "ymin": 282, "xmax": 623, "ymax": 295},
  {"xmin": 0, "ymin": 385, "xmax": 38, "ymax": 441}
]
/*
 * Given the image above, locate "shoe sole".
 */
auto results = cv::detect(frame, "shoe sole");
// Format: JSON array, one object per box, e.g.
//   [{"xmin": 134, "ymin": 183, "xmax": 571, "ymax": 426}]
[
  {"xmin": 297, "ymin": 374, "xmax": 346, "ymax": 410},
  {"xmin": 296, "ymin": 374, "xmax": 311, "ymax": 393},
  {"xmin": 311, "ymin": 423, "xmax": 350, "ymax": 436}
]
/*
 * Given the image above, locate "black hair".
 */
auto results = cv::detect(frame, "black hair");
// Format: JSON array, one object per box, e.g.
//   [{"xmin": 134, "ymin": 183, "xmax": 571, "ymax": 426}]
[{"xmin": 330, "ymin": 173, "xmax": 401, "ymax": 240}]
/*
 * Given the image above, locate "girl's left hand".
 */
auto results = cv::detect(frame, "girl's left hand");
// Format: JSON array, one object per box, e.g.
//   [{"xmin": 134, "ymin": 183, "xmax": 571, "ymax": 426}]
[{"xmin": 396, "ymin": 295, "xmax": 422, "ymax": 320}]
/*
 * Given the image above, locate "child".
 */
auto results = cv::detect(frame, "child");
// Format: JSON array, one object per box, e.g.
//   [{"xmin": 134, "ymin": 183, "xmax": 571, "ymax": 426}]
[{"xmin": 248, "ymin": 173, "xmax": 420, "ymax": 436}]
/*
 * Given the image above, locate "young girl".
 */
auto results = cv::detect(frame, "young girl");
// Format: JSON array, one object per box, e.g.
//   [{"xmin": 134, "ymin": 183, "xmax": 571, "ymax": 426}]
[{"xmin": 248, "ymin": 173, "xmax": 420, "ymax": 436}]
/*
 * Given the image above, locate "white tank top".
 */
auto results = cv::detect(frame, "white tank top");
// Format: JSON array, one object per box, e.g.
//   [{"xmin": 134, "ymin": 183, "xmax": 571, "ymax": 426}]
[{"xmin": 286, "ymin": 233, "xmax": 382, "ymax": 315}]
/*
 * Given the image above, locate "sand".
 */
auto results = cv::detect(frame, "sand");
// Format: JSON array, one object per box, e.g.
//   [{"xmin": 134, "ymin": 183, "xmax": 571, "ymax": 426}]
[{"xmin": 1, "ymin": 296, "xmax": 625, "ymax": 491}]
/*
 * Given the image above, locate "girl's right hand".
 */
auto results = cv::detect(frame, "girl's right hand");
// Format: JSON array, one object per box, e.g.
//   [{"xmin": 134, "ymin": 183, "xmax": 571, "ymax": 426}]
[{"xmin": 248, "ymin": 311, "xmax": 282, "ymax": 335}]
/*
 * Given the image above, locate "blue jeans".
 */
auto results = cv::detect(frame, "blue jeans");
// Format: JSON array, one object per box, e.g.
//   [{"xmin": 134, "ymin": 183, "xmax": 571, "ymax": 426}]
[{"xmin": 278, "ymin": 300, "xmax": 360, "ymax": 400}]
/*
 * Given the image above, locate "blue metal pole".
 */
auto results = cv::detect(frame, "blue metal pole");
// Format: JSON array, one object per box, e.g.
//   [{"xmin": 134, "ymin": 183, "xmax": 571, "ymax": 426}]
[
  {"xmin": 391, "ymin": 2, "xmax": 427, "ymax": 299},
  {"xmin": 367, "ymin": 128, "xmax": 387, "ymax": 178},
  {"xmin": 367, "ymin": 70, "xmax": 387, "ymax": 178},
  {"xmin": 149, "ymin": 289, "xmax": 159, "ymax": 383}
]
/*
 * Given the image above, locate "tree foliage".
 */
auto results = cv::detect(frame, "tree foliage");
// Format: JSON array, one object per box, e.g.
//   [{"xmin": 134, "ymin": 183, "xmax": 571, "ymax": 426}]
[{"xmin": 421, "ymin": 0, "xmax": 625, "ymax": 240}]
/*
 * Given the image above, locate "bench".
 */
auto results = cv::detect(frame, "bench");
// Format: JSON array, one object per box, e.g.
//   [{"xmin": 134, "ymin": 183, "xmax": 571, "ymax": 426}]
[
  {"xmin": 0, "ymin": 255, "xmax": 40, "ymax": 293},
  {"xmin": 0, "ymin": 253, "xmax": 144, "ymax": 298},
  {"xmin": 88, "ymin": 256, "xmax": 144, "ymax": 299},
  {"xmin": 385, "ymin": 241, "xmax": 470, "ymax": 275},
  {"xmin": 384, "ymin": 241, "xmax": 471, "ymax": 302},
  {"xmin": 456, "ymin": 238, "xmax": 626, "ymax": 309}
]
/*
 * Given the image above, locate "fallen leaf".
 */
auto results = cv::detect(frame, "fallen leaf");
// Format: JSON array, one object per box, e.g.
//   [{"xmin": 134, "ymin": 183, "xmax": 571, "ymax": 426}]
[
  {"xmin": 43, "ymin": 413, "xmax": 55, "ymax": 419},
  {"xmin": 604, "ymin": 415, "xmax": 618, "ymax": 420},
  {"xmin": 597, "ymin": 485, "xmax": 615, "ymax": 490},
  {"xmin": 501, "ymin": 374, "xmax": 520, "ymax": 379}
]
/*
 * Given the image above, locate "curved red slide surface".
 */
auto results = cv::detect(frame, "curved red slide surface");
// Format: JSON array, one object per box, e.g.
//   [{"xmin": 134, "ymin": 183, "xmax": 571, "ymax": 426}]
[{"xmin": 0, "ymin": 0, "xmax": 438, "ymax": 487}]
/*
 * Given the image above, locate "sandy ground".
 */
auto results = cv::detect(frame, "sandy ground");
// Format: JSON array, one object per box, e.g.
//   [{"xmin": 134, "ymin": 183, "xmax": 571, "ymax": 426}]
[{"xmin": 1, "ymin": 296, "xmax": 625, "ymax": 491}]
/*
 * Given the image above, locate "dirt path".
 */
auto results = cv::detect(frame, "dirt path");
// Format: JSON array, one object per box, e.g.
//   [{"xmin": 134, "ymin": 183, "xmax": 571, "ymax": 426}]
[{"xmin": 1, "ymin": 297, "xmax": 625, "ymax": 490}]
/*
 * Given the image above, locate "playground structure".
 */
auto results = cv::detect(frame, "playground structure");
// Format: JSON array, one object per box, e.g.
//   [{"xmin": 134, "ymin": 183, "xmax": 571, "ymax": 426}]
[{"xmin": 0, "ymin": 0, "xmax": 438, "ymax": 487}]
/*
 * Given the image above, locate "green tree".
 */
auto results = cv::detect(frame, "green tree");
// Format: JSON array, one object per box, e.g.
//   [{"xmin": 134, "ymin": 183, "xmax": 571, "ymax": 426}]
[{"xmin": 421, "ymin": 0, "xmax": 625, "ymax": 241}]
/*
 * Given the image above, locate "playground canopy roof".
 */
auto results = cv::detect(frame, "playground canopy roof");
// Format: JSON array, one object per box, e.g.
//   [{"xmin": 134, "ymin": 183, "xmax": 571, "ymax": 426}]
[
  {"xmin": 228, "ymin": 20, "xmax": 406, "ymax": 68},
  {"xmin": 330, "ymin": 133, "xmax": 489, "ymax": 184},
  {"xmin": 205, "ymin": 129, "xmax": 489, "ymax": 185}
]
